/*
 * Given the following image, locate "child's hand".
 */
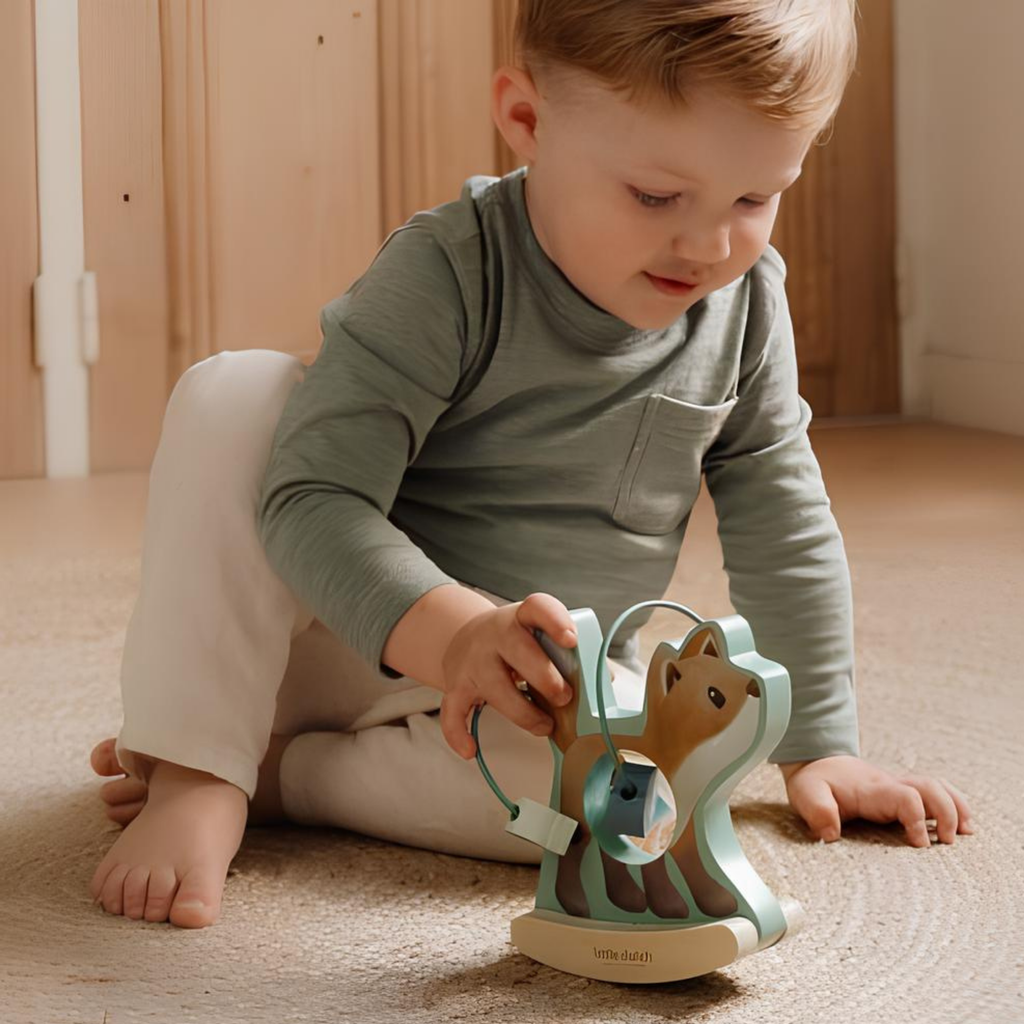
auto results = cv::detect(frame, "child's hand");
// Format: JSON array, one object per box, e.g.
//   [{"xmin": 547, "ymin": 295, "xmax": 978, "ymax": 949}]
[
  {"xmin": 439, "ymin": 592, "xmax": 577, "ymax": 759},
  {"xmin": 780, "ymin": 755, "xmax": 975, "ymax": 847}
]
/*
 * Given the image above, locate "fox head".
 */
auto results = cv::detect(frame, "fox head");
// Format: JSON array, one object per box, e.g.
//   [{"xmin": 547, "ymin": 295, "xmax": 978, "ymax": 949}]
[{"xmin": 645, "ymin": 627, "xmax": 761, "ymax": 773}]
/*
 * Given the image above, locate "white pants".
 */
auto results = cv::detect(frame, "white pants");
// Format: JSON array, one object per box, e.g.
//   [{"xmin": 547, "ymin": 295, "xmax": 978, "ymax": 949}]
[{"xmin": 114, "ymin": 349, "xmax": 644, "ymax": 864}]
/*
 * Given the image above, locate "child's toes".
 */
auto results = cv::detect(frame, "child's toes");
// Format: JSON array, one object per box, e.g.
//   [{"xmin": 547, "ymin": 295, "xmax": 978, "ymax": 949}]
[
  {"xmin": 98, "ymin": 862, "xmax": 132, "ymax": 916},
  {"xmin": 143, "ymin": 866, "xmax": 179, "ymax": 923},
  {"xmin": 122, "ymin": 866, "xmax": 151, "ymax": 920},
  {"xmin": 169, "ymin": 864, "xmax": 225, "ymax": 929},
  {"xmin": 90, "ymin": 738, "xmax": 123, "ymax": 777},
  {"xmin": 100, "ymin": 775, "xmax": 148, "ymax": 807},
  {"xmin": 89, "ymin": 855, "xmax": 114, "ymax": 903}
]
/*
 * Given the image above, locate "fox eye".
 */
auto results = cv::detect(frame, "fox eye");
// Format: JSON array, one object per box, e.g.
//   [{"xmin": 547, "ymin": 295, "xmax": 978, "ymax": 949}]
[{"xmin": 707, "ymin": 686, "xmax": 725, "ymax": 709}]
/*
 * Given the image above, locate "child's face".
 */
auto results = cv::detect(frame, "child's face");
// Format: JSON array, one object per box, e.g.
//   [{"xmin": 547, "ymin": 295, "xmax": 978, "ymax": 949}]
[{"xmin": 501, "ymin": 70, "xmax": 817, "ymax": 330}]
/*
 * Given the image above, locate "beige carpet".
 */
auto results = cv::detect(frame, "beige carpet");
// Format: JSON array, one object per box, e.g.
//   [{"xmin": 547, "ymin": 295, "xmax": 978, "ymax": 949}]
[{"xmin": 1, "ymin": 421, "xmax": 1021, "ymax": 1024}]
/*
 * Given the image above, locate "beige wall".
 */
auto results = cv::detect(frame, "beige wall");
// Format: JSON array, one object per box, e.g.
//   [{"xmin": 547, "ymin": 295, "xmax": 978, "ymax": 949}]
[{"xmin": 895, "ymin": 0, "xmax": 1024, "ymax": 437}]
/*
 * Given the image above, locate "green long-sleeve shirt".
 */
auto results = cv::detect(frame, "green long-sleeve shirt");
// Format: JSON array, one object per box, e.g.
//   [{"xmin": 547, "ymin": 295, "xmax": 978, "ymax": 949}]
[{"xmin": 258, "ymin": 166, "xmax": 860, "ymax": 764}]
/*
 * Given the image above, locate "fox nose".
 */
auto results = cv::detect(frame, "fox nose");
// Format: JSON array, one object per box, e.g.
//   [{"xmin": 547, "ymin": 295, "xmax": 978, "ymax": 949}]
[{"xmin": 746, "ymin": 678, "xmax": 761, "ymax": 698}]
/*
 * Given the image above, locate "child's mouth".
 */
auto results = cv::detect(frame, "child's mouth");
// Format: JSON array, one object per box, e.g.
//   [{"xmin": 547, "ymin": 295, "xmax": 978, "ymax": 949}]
[{"xmin": 644, "ymin": 272, "xmax": 697, "ymax": 297}]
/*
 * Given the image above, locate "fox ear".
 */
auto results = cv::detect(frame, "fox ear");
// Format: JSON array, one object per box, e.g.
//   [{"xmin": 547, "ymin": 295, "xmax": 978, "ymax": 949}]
[
  {"xmin": 699, "ymin": 633, "xmax": 721, "ymax": 658},
  {"xmin": 665, "ymin": 661, "xmax": 682, "ymax": 692},
  {"xmin": 681, "ymin": 625, "xmax": 719, "ymax": 660},
  {"xmin": 646, "ymin": 642, "xmax": 685, "ymax": 699}
]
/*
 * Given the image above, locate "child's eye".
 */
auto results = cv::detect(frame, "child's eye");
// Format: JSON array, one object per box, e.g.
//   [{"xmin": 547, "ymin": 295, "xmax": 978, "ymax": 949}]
[
  {"xmin": 629, "ymin": 187, "xmax": 678, "ymax": 209},
  {"xmin": 630, "ymin": 186, "xmax": 767, "ymax": 210}
]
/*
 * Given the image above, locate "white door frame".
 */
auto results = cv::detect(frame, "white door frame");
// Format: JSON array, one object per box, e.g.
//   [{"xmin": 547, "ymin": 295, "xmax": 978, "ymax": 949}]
[{"xmin": 32, "ymin": 0, "xmax": 98, "ymax": 478}]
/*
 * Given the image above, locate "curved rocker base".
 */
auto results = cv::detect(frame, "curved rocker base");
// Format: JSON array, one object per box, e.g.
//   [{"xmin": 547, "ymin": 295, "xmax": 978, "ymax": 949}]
[{"xmin": 511, "ymin": 899, "xmax": 804, "ymax": 984}]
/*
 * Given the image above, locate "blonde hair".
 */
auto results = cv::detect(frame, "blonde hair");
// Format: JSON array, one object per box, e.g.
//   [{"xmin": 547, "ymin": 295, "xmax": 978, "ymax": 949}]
[{"xmin": 513, "ymin": 0, "xmax": 859, "ymax": 135}]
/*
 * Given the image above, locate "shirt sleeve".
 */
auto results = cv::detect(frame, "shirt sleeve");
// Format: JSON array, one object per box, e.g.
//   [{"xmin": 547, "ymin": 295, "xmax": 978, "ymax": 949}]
[
  {"xmin": 257, "ymin": 226, "xmax": 466, "ymax": 679},
  {"xmin": 702, "ymin": 247, "xmax": 861, "ymax": 764}
]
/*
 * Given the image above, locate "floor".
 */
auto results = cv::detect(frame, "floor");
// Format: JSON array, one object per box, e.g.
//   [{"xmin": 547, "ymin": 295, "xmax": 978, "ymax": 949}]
[{"xmin": 0, "ymin": 419, "xmax": 1021, "ymax": 1024}]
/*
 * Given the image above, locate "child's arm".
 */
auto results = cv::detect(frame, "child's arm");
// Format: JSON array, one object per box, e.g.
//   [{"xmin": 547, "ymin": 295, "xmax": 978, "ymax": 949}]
[
  {"xmin": 257, "ymin": 225, "xmax": 574, "ymax": 755},
  {"xmin": 703, "ymin": 247, "xmax": 973, "ymax": 847},
  {"xmin": 258, "ymin": 226, "xmax": 465, "ymax": 683},
  {"xmin": 702, "ymin": 246, "xmax": 860, "ymax": 766}
]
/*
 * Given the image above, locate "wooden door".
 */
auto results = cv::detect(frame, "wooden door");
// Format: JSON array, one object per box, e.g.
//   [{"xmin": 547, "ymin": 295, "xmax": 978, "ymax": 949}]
[
  {"xmin": 79, "ymin": 0, "xmax": 171, "ymax": 473},
  {"xmin": 378, "ymin": 0, "xmax": 497, "ymax": 234},
  {"xmin": 159, "ymin": 0, "xmax": 494, "ymax": 380},
  {"xmin": 160, "ymin": 0, "xmax": 383, "ymax": 377},
  {"xmin": 772, "ymin": 0, "xmax": 899, "ymax": 417}
]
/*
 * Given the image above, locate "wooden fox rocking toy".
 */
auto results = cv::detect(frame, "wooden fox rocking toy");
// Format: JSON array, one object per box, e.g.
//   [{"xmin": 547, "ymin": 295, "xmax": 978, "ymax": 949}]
[{"xmin": 472, "ymin": 600, "xmax": 806, "ymax": 983}]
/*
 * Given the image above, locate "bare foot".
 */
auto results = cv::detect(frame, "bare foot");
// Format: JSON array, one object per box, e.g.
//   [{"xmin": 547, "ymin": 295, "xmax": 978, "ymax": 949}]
[
  {"xmin": 90, "ymin": 755, "xmax": 252, "ymax": 927},
  {"xmin": 91, "ymin": 735, "xmax": 291, "ymax": 828}
]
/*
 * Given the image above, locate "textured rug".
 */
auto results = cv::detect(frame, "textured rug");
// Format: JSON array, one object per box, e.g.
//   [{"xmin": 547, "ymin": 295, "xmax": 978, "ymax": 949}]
[{"xmin": 0, "ymin": 421, "xmax": 1021, "ymax": 1024}]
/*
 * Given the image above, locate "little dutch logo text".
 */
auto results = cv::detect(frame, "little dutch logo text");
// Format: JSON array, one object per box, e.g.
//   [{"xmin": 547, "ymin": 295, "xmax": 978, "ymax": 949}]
[{"xmin": 592, "ymin": 946, "xmax": 653, "ymax": 964}]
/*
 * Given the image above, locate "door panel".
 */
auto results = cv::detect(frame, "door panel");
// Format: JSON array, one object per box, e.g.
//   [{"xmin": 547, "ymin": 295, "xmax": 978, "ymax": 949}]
[
  {"xmin": 202, "ymin": 0, "xmax": 382, "ymax": 365},
  {"xmin": 772, "ymin": 0, "xmax": 899, "ymax": 416},
  {"xmin": 378, "ymin": 0, "xmax": 496, "ymax": 233},
  {"xmin": 79, "ymin": 0, "xmax": 170, "ymax": 473}
]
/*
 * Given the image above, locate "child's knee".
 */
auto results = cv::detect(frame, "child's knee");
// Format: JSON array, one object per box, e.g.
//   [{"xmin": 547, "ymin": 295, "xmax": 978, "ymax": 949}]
[
  {"xmin": 163, "ymin": 349, "xmax": 306, "ymax": 453},
  {"xmin": 170, "ymin": 349, "xmax": 305, "ymax": 426}
]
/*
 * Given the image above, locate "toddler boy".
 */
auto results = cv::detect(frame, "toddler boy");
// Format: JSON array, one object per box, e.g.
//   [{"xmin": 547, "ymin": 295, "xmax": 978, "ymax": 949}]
[{"xmin": 90, "ymin": 0, "xmax": 973, "ymax": 929}]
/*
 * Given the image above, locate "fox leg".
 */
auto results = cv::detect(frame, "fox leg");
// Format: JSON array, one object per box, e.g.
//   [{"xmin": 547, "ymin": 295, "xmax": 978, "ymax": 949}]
[
  {"xmin": 669, "ymin": 818, "xmax": 738, "ymax": 918},
  {"xmin": 599, "ymin": 847, "xmax": 648, "ymax": 913},
  {"xmin": 639, "ymin": 855, "xmax": 691, "ymax": 920},
  {"xmin": 551, "ymin": 741, "xmax": 599, "ymax": 919},
  {"xmin": 554, "ymin": 823, "xmax": 591, "ymax": 918}
]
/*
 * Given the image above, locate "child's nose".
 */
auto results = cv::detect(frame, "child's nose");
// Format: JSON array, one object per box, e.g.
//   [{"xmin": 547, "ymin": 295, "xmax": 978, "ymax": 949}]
[{"xmin": 671, "ymin": 220, "xmax": 730, "ymax": 265}]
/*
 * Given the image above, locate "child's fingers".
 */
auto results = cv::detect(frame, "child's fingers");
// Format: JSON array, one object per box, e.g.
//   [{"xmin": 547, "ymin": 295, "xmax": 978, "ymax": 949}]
[
  {"xmin": 935, "ymin": 776, "xmax": 975, "ymax": 833},
  {"xmin": 500, "ymin": 630, "xmax": 571, "ymax": 708},
  {"xmin": 106, "ymin": 800, "xmax": 146, "ymax": 827},
  {"xmin": 439, "ymin": 665, "xmax": 554, "ymax": 760},
  {"xmin": 515, "ymin": 593, "xmax": 577, "ymax": 648},
  {"xmin": 99, "ymin": 776, "xmax": 148, "ymax": 805},
  {"xmin": 475, "ymin": 658, "xmax": 556, "ymax": 739},
  {"xmin": 878, "ymin": 782, "xmax": 930, "ymax": 847},
  {"xmin": 90, "ymin": 737, "xmax": 125, "ymax": 777},
  {"xmin": 439, "ymin": 692, "xmax": 479, "ymax": 760},
  {"xmin": 896, "ymin": 774, "xmax": 962, "ymax": 843},
  {"xmin": 447, "ymin": 672, "xmax": 554, "ymax": 759},
  {"xmin": 786, "ymin": 771, "xmax": 842, "ymax": 842}
]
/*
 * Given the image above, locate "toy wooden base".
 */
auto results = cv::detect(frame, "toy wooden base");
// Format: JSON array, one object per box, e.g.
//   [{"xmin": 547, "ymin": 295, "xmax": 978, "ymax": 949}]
[{"xmin": 511, "ymin": 898, "xmax": 806, "ymax": 984}]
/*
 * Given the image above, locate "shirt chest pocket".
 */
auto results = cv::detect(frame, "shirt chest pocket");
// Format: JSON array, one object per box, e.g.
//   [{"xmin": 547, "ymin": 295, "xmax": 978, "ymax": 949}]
[{"xmin": 611, "ymin": 393, "xmax": 738, "ymax": 535}]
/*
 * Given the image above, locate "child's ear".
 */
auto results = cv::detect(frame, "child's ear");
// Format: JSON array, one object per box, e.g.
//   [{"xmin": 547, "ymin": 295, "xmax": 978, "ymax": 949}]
[{"xmin": 491, "ymin": 64, "xmax": 542, "ymax": 165}]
